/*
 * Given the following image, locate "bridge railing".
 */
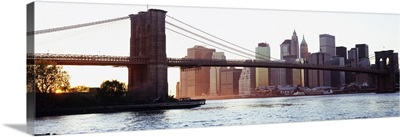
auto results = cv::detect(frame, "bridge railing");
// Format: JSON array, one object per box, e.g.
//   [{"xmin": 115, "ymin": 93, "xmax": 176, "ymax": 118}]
[{"xmin": 27, "ymin": 53, "xmax": 148, "ymax": 63}]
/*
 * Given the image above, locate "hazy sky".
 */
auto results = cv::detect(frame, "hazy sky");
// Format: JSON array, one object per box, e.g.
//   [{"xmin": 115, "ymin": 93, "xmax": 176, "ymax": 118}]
[{"xmin": 34, "ymin": 1, "xmax": 400, "ymax": 95}]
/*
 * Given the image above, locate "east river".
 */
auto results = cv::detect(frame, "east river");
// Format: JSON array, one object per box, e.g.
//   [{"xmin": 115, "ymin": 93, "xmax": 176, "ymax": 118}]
[{"xmin": 34, "ymin": 92, "xmax": 400, "ymax": 135}]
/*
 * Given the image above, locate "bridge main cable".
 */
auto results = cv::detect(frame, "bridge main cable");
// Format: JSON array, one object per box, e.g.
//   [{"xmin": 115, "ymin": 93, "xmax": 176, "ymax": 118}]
[{"xmin": 27, "ymin": 16, "xmax": 130, "ymax": 36}]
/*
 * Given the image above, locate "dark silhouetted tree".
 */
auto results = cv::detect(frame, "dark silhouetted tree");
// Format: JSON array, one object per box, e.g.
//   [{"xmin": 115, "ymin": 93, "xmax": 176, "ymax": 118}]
[{"xmin": 27, "ymin": 60, "xmax": 70, "ymax": 93}]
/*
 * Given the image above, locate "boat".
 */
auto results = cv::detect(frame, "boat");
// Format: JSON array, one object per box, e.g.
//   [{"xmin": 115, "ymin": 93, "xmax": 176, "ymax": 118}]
[
  {"xmin": 304, "ymin": 86, "xmax": 333, "ymax": 95},
  {"xmin": 292, "ymin": 91, "xmax": 305, "ymax": 96}
]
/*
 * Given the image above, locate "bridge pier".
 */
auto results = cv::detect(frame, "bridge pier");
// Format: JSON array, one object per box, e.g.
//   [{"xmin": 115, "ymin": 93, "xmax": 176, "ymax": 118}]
[
  {"xmin": 374, "ymin": 50, "xmax": 397, "ymax": 93},
  {"xmin": 128, "ymin": 9, "xmax": 168, "ymax": 101}
]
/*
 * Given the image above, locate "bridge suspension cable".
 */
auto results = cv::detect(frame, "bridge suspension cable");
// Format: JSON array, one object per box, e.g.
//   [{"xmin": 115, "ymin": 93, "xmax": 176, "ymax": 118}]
[
  {"xmin": 166, "ymin": 27, "xmax": 251, "ymax": 59},
  {"xmin": 166, "ymin": 15, "xmax": 278, "ymax": 61},
  {"xmin": 166, "ymin": 21, "xmax": 256, "ymax": 59},
  {"xmin": 27, "ymin": 16, "xmax": 130, "ymax": 36}
]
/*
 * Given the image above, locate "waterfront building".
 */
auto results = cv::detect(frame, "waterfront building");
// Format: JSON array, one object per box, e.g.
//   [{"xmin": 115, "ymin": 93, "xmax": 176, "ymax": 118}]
[
  {"xmin": 308, "ymin": 52, "xmax": 331, "ymax": 88},
  {"xmin": 356, "ymin": 44, "xmax": 369, "ymax": 60},
  {"xmin": 238, "ymin": 67, "xmax": 256, "ymax": 96},
  {"xmin": 336, "ymin": 46, "xmax": 347, "ymax": 60},
  {"xmin": 179, "ymin": 45, "xmax": 215, "ymax": 98},
  {"xmin": 269, "ymin": 60, "xmax": 287, "ymax": 86},
  {"xmin": 330, "ymin": 56, "xmax": 346, "ymax": 87},
  {"xmin": 319, "ymin": 34, "xmax": 336, "ymax": 57},
  {"xmin": 210, "ymin": 52, "xmax": 226, "ymax": 96},
  {"xmin": 220, "ymin": 67, "xmax": 242, "ymax": 96},
  {"xmin": 255, "ymin": 42, "xmax": 270, "ymax": 88}
]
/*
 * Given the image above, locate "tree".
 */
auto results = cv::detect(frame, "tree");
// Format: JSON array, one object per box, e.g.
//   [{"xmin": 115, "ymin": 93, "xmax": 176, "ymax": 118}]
[
  {"xmin": 100, "ymin": 80, "xmax": 127, "ymax": 92},
  {"xmin": 27, "ymin": 60, "xmax": 70, "ymax": 93},
  {"xmin": 69, "ymin": 85, "xmax": 90, "ymax": 93}
]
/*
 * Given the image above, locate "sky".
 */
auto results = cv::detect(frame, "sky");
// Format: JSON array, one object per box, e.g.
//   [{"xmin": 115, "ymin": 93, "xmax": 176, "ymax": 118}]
[{"xmin": 33, "ymin": 1, "xmax": 400, "ymax": 96}]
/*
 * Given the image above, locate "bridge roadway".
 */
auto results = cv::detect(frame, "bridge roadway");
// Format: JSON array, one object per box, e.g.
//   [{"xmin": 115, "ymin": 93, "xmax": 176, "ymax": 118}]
[{"xmin": 27, "ymin": 54, "xmax": 388, "ymax": 75}]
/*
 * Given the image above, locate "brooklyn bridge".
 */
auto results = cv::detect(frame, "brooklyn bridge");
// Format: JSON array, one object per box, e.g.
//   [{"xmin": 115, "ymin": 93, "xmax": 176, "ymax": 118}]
[{"xmin": 27, "ymin": 9, "xmax": 398, "ymax": 101}]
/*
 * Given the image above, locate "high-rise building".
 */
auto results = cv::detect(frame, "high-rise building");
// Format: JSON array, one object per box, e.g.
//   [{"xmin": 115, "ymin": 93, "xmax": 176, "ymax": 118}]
[
  {"xmin": 308, "ymin": 52, "xmax": 331, "ymax": 88},
  {"xmin": 180, "ymin": 45, "xmax": 215, "ymax": 98},
  {"xmin": 356, "ymin": 44, "xmax": 369, "ymax": 60},
  {"xmin": 300, "ymin": 35, "xmax": 309, "ymax": 61},
  {"xmin": 280, "ymin": 39, "xmax": 291, "ymax": 59},
  {"xmin": 239, "ymin": 67, "xmax": 256, "ymax": 96},
  {"xmin": 269, "ymin": 60, "xmax": 287, "ymax": 86},
  {"xmin": 319, "ymin": 34, "xmax": 336, "ymax": 57},
  {"xmin": 256, "ymin": 42, "xmax": 270, "ymax": 88},
  {"xmin": 220, "ymin": 67, "xmax": 242, "ymax": 96},
  {"xmin": 336, "ymin": 46, "xmax": 347, "ymax": 60},
  {"xmin": 330, "ymin": 56, "xmax": 346, "ymax": 87},
  {"xmin": 291, "ymin": 30, "xmax": 299, "ymax": 58},
  {"xmin": 210, "ymin": 52, "xmax": 226, "ymax": 96}
]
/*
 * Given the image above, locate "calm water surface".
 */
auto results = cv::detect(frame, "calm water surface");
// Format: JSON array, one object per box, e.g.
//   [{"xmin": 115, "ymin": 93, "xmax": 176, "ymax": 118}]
[{"xmin": 34, "ymin": 93, "xmax": 400, "ymax": 135}]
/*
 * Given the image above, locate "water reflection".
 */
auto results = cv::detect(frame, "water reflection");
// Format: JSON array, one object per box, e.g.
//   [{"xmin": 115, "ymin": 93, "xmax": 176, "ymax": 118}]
[{"xmin": 34, "ymin": 93, "xmax": 400, "ymax": 135}]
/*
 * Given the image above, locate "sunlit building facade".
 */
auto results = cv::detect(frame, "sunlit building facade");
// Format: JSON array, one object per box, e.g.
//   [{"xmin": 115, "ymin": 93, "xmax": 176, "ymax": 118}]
[{"xmin": 255, "ymin": 42, "xmax": 270, "ymax": 88}]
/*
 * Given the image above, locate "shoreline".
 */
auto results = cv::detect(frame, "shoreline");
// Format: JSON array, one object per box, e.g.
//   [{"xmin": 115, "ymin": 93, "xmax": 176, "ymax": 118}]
[{"xmin": 36, "ymin": 99, "xmax": 205, "ymax": 117}]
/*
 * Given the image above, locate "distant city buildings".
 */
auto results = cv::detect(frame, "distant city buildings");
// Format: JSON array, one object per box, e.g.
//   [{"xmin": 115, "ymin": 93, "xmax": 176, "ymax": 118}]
[{"xmin": 291, "ymin": 30, "xmax": 299, "ymax": 58}]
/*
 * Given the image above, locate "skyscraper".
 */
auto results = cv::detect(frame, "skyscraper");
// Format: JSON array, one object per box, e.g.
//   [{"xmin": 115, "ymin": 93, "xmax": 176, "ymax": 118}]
[
  {"xmin": 220, "ymin": 67, "xmax": 242, "ymax": 96},
  {"xmin": 255, "ymin": 42, "xmax": 270, "ymax": 88},
  {"xmin": 180, "ymin": 45, "xmax": 215, "ymax": 98},
  {"xmin": 210, "ymin": 52, "xmax": 226, "ymax": 96},
  {"xmin": 300, "ymin": 35, "xmax": 309, "ymax": 61},
  {"xmin": 356, "ymin": 44, "xmax": 369, "ymax": 60},
  {"xmin": 239, "ymin": 67, "xmax": 256, "ymax": 96},
  {"xmin": 308, "ymin": 52, "xmax": 331, "ymax": 87},
  {"xmin": 336, "ymin": 46, "xmax": 347, "ymax": 60},
  {"xmin": 291, "ymin": 30, "xmax": 299, "ymax": 58},
  {"xmin": 319, "ymin": 34, "xmax": 336, "ymax": 57},
  {"xmin": 280, "ymin": 39, "xmax": 291, "ymax": 59}
]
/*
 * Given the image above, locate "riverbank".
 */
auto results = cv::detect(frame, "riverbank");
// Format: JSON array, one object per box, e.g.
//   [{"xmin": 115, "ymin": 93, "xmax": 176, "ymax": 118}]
[{"xmin": 36, "ymin": 99, "xmax": 205, "ymax": 117}]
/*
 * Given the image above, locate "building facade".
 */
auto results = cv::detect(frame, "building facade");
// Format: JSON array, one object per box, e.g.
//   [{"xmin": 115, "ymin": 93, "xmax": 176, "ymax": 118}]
[
  {"xmin": 255, "ymin": 42, "xmax": 270, "ymax": 88},
  {"xmin": 291, "ymin": 30, "xmax": 299, "ymax": 58},
  {"xmin": 179, "ymin": 45, "xmax": 215, "ymax": 98},
  {"xmin": 319, "ymin": 34, "xmax": 336, "ymax": 57},
  {"xmin": 300, "ymin": 35, "xmax": 309, "ymax": 61},
  {"xmin": 220, "ymin": 67, "xmax": 242, "ymax": 96},
  {"xmin": 239, "ymin": 67, "xmax": 256, "ymax": 96},
  {"xmin": 308, "ymin": 52, "xmax": 331, "ymax": 88},
  {"xmin": 209, "ymin": 52, "xmax": 226, "ymax": 96}
]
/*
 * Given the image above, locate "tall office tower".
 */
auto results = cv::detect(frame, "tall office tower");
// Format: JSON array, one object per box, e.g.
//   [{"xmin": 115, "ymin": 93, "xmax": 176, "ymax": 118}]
[
  {"xmin": 308, "ymin": 52, "xmax": 331, "ymax": 88},
  {"xmin": 210, "ymin": 52, "xmax": 226, "ymax": 96},
  {"xmin": 180, "ymin": 45, "xmax": 215, "ymax": 98},
  {"xmin": 319, "ymin": 34, "xmax": 336, "ymax": 57},
  {"xmin": 356, "ymin": 44, "xmax": 369, "ymax": 60},
  {"xmin": 220, "ymin": 67, "xmax": 242, "ymax": 96},
  {"xmin": 330, "ymin": 57, "xmax": 346, "ymax": 87},
  {"xmin": 346, "ymin": 48, "xmax": 358, "ymax": 84},
  {"xmin": 300, "ymin": 35, "xmax": 309, "ymax": 61},
  {"xmin": 255, "ymin": 43, "xmax": 270, "ymax": 88},
  {"xmin": 239, "ymin": 67, "xmax": 256, "ymax": 96},
  {"xmin": 280, "ymin": 39, "xmax": 292, "ymax": 59},
  {"xmin": 336, "ymin": 46, "xmax": 347, "ymax": 60},
  {"xmin": 269, "ymin": 60, "xmax": 287, "ymax": 86},
  {"xmin": 291, "ymin": 30, "xmax": 299, "ymax": 58}
]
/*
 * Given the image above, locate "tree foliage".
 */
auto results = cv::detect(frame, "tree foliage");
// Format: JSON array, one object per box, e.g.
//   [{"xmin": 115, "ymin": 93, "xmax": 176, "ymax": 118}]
[
  {"xmin": 69, "ymin": 85, "xmax": 90, "ymax": 93},
  {"xmin": 27, "ymin": 60, "xmax": 70, "ymax": 93},
  {"xmin": 100, "ymin": 79, "xmax": 127, "ymax": 92}
]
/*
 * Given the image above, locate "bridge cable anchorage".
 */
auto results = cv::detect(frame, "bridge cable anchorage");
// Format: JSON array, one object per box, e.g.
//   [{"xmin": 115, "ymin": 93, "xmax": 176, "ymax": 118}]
[
  {"xmin": 166, "ymin": 15, "xmax": 277, "ymax": 61},
  {"xmin": 27, "ymin": 16, "xmax": 130, "ymax": 36},
  {"xmin": 166, "ymin": 21, "xmax": 258, "ymax": 59},
  {"xmin": 166, "ymin": 27, "xmax": 252, "ymax": 59}
]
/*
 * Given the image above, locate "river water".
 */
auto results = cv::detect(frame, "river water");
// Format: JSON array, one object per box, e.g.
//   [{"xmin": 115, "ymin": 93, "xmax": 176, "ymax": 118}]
[{"xmin": 34, "ymin": 93, "xmax": 400, "ymax": 135}]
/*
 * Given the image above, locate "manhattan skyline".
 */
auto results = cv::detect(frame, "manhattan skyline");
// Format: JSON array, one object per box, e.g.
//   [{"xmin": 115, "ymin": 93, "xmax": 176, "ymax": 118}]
[{"xmin": 33, "ymin": 1, "xmax": 400, "ymax": 96}]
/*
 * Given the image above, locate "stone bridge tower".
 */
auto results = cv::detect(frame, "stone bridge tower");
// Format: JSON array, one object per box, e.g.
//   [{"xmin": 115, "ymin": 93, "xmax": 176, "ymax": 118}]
[
  {"xmin": 375, "ymin": 50, "xmax": 398, "ymax": 92},
  {"xmin": 128, "ymin": 9, "xmax": 168, "ymax": 101}
]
